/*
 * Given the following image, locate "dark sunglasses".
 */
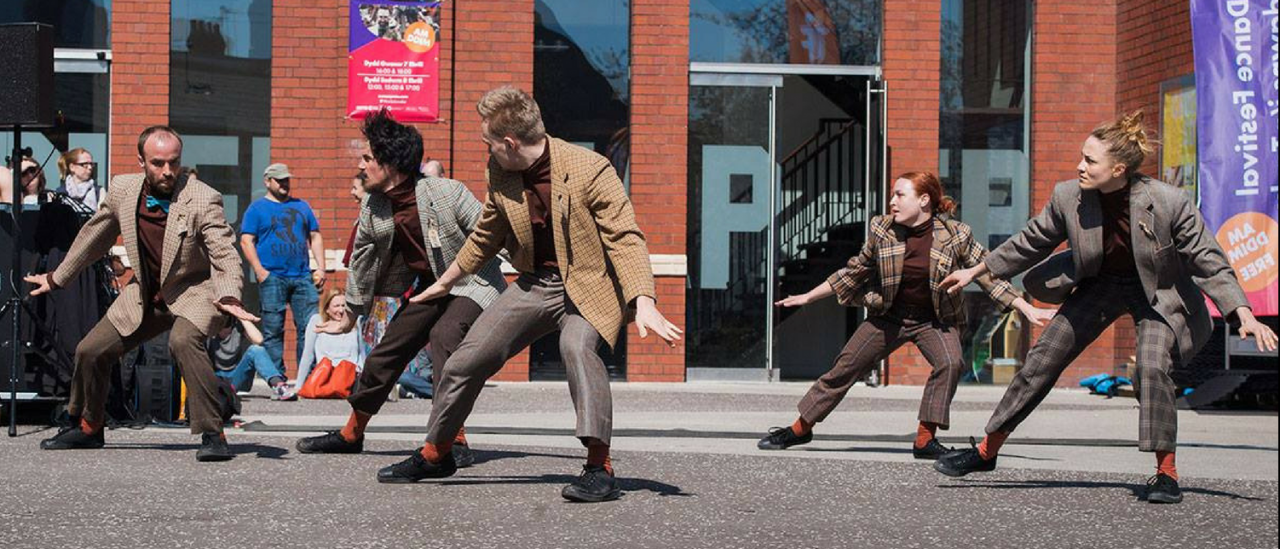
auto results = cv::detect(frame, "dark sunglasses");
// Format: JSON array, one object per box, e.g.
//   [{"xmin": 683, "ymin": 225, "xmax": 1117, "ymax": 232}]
[{"xmin": 21, "ymin": 166, "xmax": 40, "ymax": 177}]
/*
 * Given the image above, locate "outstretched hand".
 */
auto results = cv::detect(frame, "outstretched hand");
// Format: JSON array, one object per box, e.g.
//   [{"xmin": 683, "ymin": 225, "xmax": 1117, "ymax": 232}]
[
  {"xmin": 24, "ymin": 273, "xmax": 53, "ymax": 296},
  {"xmin": 214, "ymin": 300, "xmax": 261, "ymax": 323},
  {"xmin": 634, "ymin": 296, "xmax": 682, "ymax": 347}
]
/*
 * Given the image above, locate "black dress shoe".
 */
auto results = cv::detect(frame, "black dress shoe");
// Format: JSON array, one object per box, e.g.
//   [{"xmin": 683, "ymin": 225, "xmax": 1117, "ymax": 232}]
[
  {"xmin": 297, "ymin": 431, "xmax": 364, "ymax": 454},
  {"xmin": 40, "ymin": 426, "xmax": 105, "ymax": 450},
  {"xmin": 1145, "ymin": 473, "xmax": 1183, "ymax": 504},
  {"xmin": 196, "ymin": 432, "xmax": 234, "ymax": 462},
  {"xmin": 934, "ymin": 442, "xmax": 997, "ymax": 477},
  {"xmin": 912, "ymin": 438, "xmax": 955, "ymax": 460},
  {"xmin": 452, "ymin": 442, "xmax": 475, "ymax": 468},
  {"xmin": 377, "ymin": 449, "xmax": 457, "ymax": 483},
  {"xmin": 561, "ymin": 465, "xmax": 621, "ymax": 503},
  {"xmin": 757, "ymin": 426, "xmax": 813, "ymax": 450}
]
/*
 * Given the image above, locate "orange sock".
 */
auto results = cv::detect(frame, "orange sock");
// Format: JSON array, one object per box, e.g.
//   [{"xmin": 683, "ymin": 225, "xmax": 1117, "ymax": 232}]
[
  {"xmin": 587, "ymin": 442, "xmax": 613, "ymax": 475},
  {"xmin": 1156, "ymin": 451, "xmax": 1178, "ymax": 480},
  {"xmin": 340, "ymin": 411, "xmax": 372, "ymax": 443},
  {"xmin": 79, "ymin": 417, "xmax": 102, "ymax": 435},
  {"xmin": 977, "ymin": 431, "xmax": 1009, "ymax": 460},
  {"xmin": 914, "ymin": 422, "xmax": 938, "ymax": 449},
  {"xmin": 455, "ymin": 426, "xmax": 468, "ymax": 446},
  {"xmin": 791, "ymin": 417, "xmax": 814, "ymax": 437},
  {"xmin": 420, "ymin": 440, "xmax": 453, "ymax": 464}
]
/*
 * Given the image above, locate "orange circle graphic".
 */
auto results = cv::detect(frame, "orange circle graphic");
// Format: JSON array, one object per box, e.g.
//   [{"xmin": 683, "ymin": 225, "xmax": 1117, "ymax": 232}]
[
  {"xmin": 1215, "ymin": 212, "xmax": 1279, "ymax": 293},
  {"xmin": 403, "ymin": 22, "xmax": 436, "ymax": 53}
]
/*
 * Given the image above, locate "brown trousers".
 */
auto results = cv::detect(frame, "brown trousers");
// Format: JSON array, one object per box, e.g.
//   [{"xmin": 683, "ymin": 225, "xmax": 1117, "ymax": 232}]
[
  {"xmin": 798, "ymin": 315, "xmax": 965, "ymax": 428},
  {"xmin": 427, "ymin": 271, "xmax": 612, "ymax": 446},
  {"xmin": 347, "ymin": 295, "xmax": 483, "ymax": 415},
  {"xmin": 70, "ymin": 309, "xmax": 225, "ymax": 434}
]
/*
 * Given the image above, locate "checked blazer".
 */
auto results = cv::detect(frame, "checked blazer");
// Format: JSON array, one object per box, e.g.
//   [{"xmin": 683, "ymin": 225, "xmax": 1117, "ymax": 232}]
[
  {"xmin": 984, "ymin": 175, "xmax": 1249, "ymax": 361},
  {"xmin": 51, "ymin": 172, "xmax": 243, "ymax": 337},
  {"xmin": 345, "ymin": 176, "xmax": 507, "ymax": 317},
  {"xmin": 826, "ymin": 215, "xmax": 1018, "ymax": 325},
  {"xmin": 454, "ymin": 137, "xmax": 656, "ymax": 347}
]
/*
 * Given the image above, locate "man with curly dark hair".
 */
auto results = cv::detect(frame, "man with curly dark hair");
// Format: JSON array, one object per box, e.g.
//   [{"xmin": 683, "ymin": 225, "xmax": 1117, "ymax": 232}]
[{"xmin": 294, "ymin": 109, "xmax": 506, "ymax": 467}]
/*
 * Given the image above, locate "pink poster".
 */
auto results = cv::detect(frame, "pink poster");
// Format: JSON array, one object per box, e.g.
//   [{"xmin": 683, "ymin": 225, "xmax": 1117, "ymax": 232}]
[{"xmin": 348, "ymin": 1, "xmax": 442, "ymax": 122}]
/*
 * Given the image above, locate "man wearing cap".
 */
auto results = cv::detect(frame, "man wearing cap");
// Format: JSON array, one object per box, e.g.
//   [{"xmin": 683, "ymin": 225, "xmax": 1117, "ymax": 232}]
[{"xmin": 240, "ymin": 162, "xmax": 326, "ymax": 381}]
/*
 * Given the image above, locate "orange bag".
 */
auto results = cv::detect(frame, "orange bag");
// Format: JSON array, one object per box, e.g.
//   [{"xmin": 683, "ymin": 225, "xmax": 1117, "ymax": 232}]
[{"xmin": 297, "ymin": 358, "xmax": 358, "ymax": 399}]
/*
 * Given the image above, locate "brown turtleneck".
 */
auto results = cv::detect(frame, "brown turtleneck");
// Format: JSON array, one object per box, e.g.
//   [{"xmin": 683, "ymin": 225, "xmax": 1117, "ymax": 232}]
[
  {"xmin": 894, "ymin": 219, "xmax": 935, "ymax": 317},
  {"xmin": 522, "ymin": 143, "xmax": 558, "ymax": 269}
]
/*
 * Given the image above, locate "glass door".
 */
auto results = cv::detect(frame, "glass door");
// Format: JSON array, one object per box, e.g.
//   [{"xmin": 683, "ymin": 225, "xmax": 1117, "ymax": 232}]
[{"xmin": 685, "ymin": 74, "xmax": 779, "ymax": 381}]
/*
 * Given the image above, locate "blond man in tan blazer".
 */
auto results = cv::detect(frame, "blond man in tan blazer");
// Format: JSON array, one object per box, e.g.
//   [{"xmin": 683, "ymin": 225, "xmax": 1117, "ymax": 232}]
[
  {"xmin": 27, "ymin": 126, "xmax": 255, "ymax": 462},
  {"xmin": 376, "ymin": 86, "xmax": 681, "ymax": 502}
]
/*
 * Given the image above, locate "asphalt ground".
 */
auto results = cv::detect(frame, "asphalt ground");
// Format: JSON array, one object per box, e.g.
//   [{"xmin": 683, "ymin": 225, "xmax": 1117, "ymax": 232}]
[{"xmin": 2, "ymin": 382, "xmax": 1276, "ymax": 548}]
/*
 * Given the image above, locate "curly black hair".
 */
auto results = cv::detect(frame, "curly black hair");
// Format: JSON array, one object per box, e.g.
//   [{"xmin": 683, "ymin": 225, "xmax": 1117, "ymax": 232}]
[{"xmin": 361, "ymin": 108, "xmax": 423, "ymax": 179}]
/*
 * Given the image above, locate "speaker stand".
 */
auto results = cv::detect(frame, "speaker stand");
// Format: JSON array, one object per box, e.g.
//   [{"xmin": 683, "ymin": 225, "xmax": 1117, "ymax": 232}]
[{"xmin": 6, "ymin": 127, "xmax": 24, "ymax": 437}]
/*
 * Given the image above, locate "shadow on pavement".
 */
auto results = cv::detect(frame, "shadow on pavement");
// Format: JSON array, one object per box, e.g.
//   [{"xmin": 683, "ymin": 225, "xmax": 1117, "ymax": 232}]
[
  {"xmin": 101, "ymin": 442, "xmax": 291, "ymax": 460},
  {"xmin": 429, "ymin": 473, "xmax": 693, "ymax": 498},
  {"xmin": 936, "ymin": 478, "xmax": 1266, "ymax": 501}
]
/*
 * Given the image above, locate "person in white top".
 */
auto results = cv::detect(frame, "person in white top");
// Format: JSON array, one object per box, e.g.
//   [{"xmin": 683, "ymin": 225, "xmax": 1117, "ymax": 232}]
[
  {"xmin": 295, "ymin": 286, "xmax": 365, "ymax": 389},
  {"xmin": 57, "ymin": 148, "xmax": 101, "ymax": 211}
]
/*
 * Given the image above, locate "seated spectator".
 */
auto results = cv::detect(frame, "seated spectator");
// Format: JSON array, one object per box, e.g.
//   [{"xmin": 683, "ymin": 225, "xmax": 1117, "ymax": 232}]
[
  {"xmin": 209, "ymin": 315, "xmax": 295, "ymax": 400},
  {"xmin": 298, "ymin": 286, "xmax": 365, "ymax": 392}
]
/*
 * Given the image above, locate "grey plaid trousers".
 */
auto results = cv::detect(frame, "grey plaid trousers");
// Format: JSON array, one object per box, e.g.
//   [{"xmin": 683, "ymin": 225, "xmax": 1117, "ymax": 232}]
[{"xmin": 986, "ymin": 275, "xmax": 1181, "ymax": 452}]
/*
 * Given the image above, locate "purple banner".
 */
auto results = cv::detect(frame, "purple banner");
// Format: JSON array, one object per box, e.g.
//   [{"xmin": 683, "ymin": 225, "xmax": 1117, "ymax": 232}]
[{"xmin": 1191, "ymin": 0, "xmax": 1279, "ymax": 316}]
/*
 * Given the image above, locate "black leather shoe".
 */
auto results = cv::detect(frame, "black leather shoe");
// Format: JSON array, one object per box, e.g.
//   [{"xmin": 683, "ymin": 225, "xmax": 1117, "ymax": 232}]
[
  {"xmin": 1145, "ymin": 473, "xmax": 1183, "ymax": 504},
  {"xmin": 196, "ymin": 432, "xmax": 234, "ymax": 462},
  {"xmin": 561, "ymin": 465, "xmax": 621, "ymax": 503},
  {"xmin": 40, "ymin": 425, "xmax": 105, "ymax": 450},
  {"xmin": 377, "ymin": 449, "xmax": 457, "ymax": 483},
  {"xmin": 934, "ymin": 440, "xmax": 996, "ymax": 477},
  {"xmin": 297, "ymin": 431, "xmax": 364, "ymax": 454},
  {"xmin": 452, "ymin": 442, "xmax": 475, "ymax": 468},
  {"xmin": 913, "ymin": 438, "xmax": 955, "ymax": 460},
  {"xmin": 757, "ymin": 426, "xmax": 813, "ymax": 450}
]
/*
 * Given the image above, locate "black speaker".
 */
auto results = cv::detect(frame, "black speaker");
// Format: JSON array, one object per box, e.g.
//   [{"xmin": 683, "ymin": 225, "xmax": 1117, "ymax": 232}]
[{"xmin": 0, "ymin": 23, "xmax": 55, "ymax": 128}]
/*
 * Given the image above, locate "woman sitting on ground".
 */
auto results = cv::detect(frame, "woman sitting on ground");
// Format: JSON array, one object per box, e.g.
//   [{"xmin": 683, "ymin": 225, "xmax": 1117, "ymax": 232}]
[{"xmin": 296, "ymin": 286, "xmax": 365, "ymax": 395}]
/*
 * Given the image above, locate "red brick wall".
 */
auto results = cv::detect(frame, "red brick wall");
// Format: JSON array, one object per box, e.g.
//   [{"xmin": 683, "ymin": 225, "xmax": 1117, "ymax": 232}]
[
  {"xmin": 110, "ymin": 0, "xmax": 169, "ymax": 172},
  {"xmin": 882, "ymin": 0, "xmax": 943, "ymax": 385},
  {"xmin": 626, "ymin": 0, "xmax": 689, "ymax": 382}
]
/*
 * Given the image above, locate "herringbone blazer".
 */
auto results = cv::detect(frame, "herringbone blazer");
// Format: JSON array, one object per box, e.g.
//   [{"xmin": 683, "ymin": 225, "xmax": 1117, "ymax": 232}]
[
  {"xmin": 345, "ymin": 175, "xmax": 506, "ymax": 317},
  {"xmin": 985, "ymin": 175, "xmax": 1250, "ymax": 361},
  {"xmin": 455, "ymin": 137, "xmax": 656, "ymax": 347},
  {"xmin": 51, "ymin": 172, "xmax": 242, "ymax": 337},
  {"xmin": 826, "ymin": 215, "xmax": 1018, "ymax": 326}
]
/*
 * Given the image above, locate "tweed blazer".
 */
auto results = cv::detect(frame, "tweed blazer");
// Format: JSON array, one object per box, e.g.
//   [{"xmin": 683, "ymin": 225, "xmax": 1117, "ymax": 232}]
[
  {"xmin": 454, "ymin": 137, "xmax": 656, "ymax": 347},
  {"xmin": 826, "ymin": 215, "xmax": 1018, "ymax": 326},
  {"xmin": 984, "ymin": 175, "xmax": 1250, "ymax": 360},
  {"xmin": 345, "ymin": 176, "xmax": 506, "ymax": 317},
  {"xmin": 51, "ymin": 172, "xmax": 242, "ymax": 337}
]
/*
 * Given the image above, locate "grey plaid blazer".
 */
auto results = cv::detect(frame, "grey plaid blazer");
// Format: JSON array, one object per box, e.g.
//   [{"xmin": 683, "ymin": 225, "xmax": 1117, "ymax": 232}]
[
  {"xmin": 52, "ymin": 172, "xmax": 243, "ymax": 337},
  {"xmin": 455, "ymin": 137, "xmax": 656, "ymax": 347},
  {"xmin": 345, "ymin": 175, "xmax": 506, "ymax": 317},
  {"xmin": 985, "ymin": 175, "xmax": 1250, "ymax": 360},
  {"xmin": 826, "ymin": 215, "xmax": 1017, "ymax": 326}
]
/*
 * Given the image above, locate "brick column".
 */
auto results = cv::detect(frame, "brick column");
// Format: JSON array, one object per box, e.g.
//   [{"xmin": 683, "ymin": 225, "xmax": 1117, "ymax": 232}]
[
  {"xmin": 626, "ymin": 0, "xmax": 689, "ymax": 382},
  {"xmin": 882, "ymin": 0, "xmax": 942, "ymax": 384},
  {"xmin": 110, "ymin": 0, "xmax": 169, "ymax": 172}
]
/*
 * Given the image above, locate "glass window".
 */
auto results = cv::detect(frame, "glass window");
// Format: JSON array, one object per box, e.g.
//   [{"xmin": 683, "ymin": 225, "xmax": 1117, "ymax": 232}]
[
  {"xmin": 938, "ymin": 0, "xmax": 1032, "ymax": 383},
  {"xmin": 691, "ymin": 0, "xmax": 881, "ymax": 66},
  {"xmin": 170, "ymin": 0, "xmax": 271, "ymax": 302},
  {"xmin": 529, "ymin": 0, "xmax": 630, "ymax": 380},
  {"xmin": 0, "ymin": 0, "xmax": 111, "ymax": 49},
  {"xmin": 533, "ymin": 0, "xmax": 629, "ymax": 178}
]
